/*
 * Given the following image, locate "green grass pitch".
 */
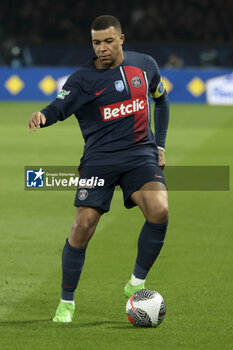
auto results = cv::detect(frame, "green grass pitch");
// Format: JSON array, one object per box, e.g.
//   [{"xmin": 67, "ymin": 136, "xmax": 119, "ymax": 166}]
[{"xmin": 0, "ymin": 102, "xmax": 232, "ymax": 350}]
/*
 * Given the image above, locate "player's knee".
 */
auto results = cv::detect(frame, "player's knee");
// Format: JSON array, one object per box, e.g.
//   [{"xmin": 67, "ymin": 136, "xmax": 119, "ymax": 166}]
[
  {"xmin": 70, "ymin": 212, "xmax": 97, "ymax": 246},
  {"xmin": 70, "ymin": 221, "xmax": 91, "ymax": 248},
  {"xmin": 146, "ymin": 202, "xmax": 169, "ymax": 224},
  {"xmin": 72, "ymin": 215, "xmax": 95, "ymax": 235},
  {"xmin": 157, "ymin": 203, "xmax": 169, "ymax": 223}
]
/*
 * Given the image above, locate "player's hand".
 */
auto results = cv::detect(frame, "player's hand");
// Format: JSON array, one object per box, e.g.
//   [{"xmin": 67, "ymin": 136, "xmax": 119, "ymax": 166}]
[
  {"xmin": 158, "ymin": 148, "xmax": 166, "ymax": 170},
  {"xmin": 28, "ymin": 112, "xmax": 46, "ymax": 132}
]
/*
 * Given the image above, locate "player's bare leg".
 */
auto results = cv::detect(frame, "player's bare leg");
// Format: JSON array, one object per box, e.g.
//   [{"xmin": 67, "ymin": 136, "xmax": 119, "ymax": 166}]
[
  {"xmin": 53, "ymin": 206, "xmax": 102, "ymax": 322},
  {"xmin": 69, "ymin": 206, "xmax": 103, "ymax": 248},
  {"xmin": 131, "ymin": 182, "xmax": 168, "ymax": 224},
  {"xmin": 124, "ymin": 182, "xmax": 169, "ymax": 297}
]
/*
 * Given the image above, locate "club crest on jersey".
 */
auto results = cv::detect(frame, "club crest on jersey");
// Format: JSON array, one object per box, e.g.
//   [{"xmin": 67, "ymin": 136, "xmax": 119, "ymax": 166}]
[
  {"xmin": 78, "ymin": 189, "xmax": 88, "ymax": 200},
  {"xmin": 114, "ymin": 80, "xmax": 124, "ymax": 92},
  {"xmin": 131, "ymin": 76, "xmax": 142, "ymax": 88}
]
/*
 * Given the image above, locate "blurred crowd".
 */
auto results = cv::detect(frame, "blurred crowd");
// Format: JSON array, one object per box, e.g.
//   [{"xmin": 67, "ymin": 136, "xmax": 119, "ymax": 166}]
[
  {"xmin": 1, "ymin": 0, "xmax": 232, "ymax": 44},
  {"xmin": 0, "ymin": 0, "xmax": 232, "ymax": 67}
]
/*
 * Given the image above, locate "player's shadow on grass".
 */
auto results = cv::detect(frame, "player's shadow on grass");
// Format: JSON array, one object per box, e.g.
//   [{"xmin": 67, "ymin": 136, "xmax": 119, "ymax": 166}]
[
  {"xmin": 69, "ymin": 321, "xmax": 129, "ymax": 328},
  {"xmin": 0, "ymin": 319, "xmax": 51, "ymax": 327},
  {"xmin": 0, "ymin": 320, "xmax": 129, "ymax": 328}
]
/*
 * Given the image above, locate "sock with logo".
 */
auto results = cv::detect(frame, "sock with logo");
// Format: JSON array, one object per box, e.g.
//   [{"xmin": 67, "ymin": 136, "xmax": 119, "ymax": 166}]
[
  {"xmin": 133, "ymin": 221, "xmax": 168, "ymax": 280},
  {"xmin": 61, "ymin": 238, "xmax": 87, "ymax": 301}
]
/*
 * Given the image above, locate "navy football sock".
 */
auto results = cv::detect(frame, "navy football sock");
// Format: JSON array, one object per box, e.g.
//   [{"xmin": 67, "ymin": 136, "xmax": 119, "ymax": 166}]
[
  {"xmin": 133, "ymin": 221, "xmax": 168, "ymax": 280},
  {"xmin": 61, "ymin": 238, "xmax": 87, "ymax": 301}
]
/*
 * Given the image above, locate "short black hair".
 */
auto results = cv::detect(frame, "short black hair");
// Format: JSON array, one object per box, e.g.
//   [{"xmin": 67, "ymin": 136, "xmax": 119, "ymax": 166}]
[{"xmin": 91, "ymin": 15, "xmax": 122, "ymax": 33}]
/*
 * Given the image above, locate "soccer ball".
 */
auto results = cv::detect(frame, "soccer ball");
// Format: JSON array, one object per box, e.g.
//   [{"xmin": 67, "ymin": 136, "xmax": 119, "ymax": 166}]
[{"xmin": 126, "ymin": 289, "xmax": 166, "ymax": 327}]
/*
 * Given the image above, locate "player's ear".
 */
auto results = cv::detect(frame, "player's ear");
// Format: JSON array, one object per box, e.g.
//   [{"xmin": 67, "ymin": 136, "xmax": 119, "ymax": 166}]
[{"xmin": 120, "ymin": 34, "xmax": 125, "ymax": 45}]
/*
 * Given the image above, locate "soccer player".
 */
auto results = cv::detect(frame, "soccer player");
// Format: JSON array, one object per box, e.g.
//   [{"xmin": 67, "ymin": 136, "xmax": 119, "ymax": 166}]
[{"xmin": 28, "ymin": 15, "xmax": 169, "ymax": 323}]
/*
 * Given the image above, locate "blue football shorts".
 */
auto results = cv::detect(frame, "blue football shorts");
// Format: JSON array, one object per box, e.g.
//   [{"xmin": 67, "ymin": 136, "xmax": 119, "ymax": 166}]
[{"xmin": 74, "ymin": 156, "xmax": 166, "ymax": 212}]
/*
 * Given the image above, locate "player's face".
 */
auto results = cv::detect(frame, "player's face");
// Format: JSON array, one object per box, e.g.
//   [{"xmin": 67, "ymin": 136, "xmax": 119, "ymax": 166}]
[{"xmin": 91, "ymin": 26, "xmax": 125, "ymax": 69}]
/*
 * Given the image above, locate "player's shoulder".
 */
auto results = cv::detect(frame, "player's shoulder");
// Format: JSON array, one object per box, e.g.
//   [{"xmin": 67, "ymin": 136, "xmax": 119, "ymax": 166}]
[
  {"xmin": 67, "ymin": 60, "xmax": 92, "ymax": 78},
  {"xmin": 124, "ymin": 50, "xmax": 159, "ymax": 70},
  {"xmin": 64, "ymin": 59, "xmax": 95, "ymax": 87}
]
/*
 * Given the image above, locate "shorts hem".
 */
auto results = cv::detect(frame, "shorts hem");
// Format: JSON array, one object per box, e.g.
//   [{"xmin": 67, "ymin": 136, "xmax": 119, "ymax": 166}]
[
  {"xmin": 124, "ymin": 177, "xmax": 167, "ymax": 209},
  {"xmin": 73, "ymin": 202, "xmax": 109, "ymax": 213}
]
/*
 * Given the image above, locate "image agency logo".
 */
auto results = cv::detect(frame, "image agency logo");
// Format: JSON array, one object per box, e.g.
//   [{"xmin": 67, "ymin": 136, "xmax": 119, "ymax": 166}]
[
  {"xmin": 25, "ymin": 166, "xmax": 105, "ymax": 191},
  {"xmin": 26, "ymin": 168, "xmax": 45, "ymax": 187}
]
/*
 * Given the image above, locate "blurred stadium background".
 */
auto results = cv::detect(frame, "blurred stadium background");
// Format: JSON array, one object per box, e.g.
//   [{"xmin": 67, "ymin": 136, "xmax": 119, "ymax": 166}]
[{"xmin": 0, "ymin": 0, "xmax": 232, "ymax": 103}]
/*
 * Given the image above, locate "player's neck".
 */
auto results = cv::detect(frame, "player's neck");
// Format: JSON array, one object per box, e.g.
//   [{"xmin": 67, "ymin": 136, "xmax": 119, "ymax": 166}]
[{"xmin": 94, "ymin": 53, "xmax": 124, "ymax": 69}]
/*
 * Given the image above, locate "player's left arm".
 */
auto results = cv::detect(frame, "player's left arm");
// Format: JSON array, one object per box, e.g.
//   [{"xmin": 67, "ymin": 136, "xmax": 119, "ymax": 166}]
[{"xmin": 151, "ymin": 80, "xmax": 169, "ymax": 170}]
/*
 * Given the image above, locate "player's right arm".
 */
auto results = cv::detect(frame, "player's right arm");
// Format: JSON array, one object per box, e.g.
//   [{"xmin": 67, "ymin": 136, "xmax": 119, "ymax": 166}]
[
  {"xmin": 28, "ymin": 72, "xmax": 84, "ymax": 133},
  {"xmin": 28, "ymin": 111, "xmax": 46, "ymax": 132}
]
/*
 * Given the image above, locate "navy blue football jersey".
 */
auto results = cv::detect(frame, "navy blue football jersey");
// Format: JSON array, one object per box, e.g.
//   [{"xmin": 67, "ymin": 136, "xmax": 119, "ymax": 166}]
[{"xmin": 42, "ymin": 51, "xmax": 166, "ymax": 165}]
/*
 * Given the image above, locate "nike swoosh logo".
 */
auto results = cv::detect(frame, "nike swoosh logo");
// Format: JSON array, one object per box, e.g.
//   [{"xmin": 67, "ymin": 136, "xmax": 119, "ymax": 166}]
[
  {"xmin": 95, "ymin": 88, "xmax": 107, "ymax": 96},
  {"xmin": 154, "ymin": 174, "xmax": 163, "ymax": 178}
]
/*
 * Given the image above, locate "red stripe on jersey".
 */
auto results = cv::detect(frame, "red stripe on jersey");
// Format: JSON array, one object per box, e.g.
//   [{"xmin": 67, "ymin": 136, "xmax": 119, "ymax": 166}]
[{"xmin": 123, "ymin": 66, "xmax": 148, "ymax": 143}]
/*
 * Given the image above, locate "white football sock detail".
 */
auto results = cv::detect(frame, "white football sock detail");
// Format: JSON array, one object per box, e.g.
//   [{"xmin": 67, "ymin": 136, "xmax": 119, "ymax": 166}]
[
  {"xmin": 130, "ymin": 274, "xmax": 145, "ymax": 286},
  {"xmin": 61, "ymin": 299, "xmax": 75, "ymax": 305}
]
